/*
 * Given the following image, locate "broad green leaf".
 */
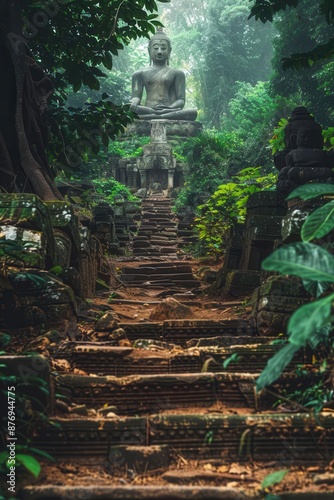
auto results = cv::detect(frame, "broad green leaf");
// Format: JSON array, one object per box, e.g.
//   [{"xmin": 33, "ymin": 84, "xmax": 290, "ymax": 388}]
[
  {"xmin": 0, "ymin": 333, "xmax": 11, "ymax": 347},
  {"xmin": 16, "ymin": 454, "xmax": 41, "ymax": 478},
  {"xmin": 0, "ymin": 451, "xmax": 8, "ymax": 463},
  {"xmin": 261, "ymin": 242, "xmax": 334, "ymax": 282},
  {"xmin": 308, "ymin": 323, "xmax": 332, "ymax": 350},
  {"xmin": 302, "ymin": 279, "xmax": 329, "ymax": 299},
  {"xmin": 262, "ymin": 469, "xmax": 289, "ymax": 489},
  {"xmin": 286, "ymin": 183, "xmax": 334, "ymax": 201},
  {"xmin": 288, "ymin": 294, "xmax": 334, "ymax": 346},
  {"xmin": 256, "ymin": 343, "xmax": 299, "ymax": 391},
  {"xmin": 301, "ymin": 201, "xmax": 334, "ymax": 241}
]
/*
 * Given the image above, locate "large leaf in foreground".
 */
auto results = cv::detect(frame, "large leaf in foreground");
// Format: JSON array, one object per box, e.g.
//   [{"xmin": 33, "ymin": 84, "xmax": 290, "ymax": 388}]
[
  {"xmin": 256, "ymin": 343, "xmax": 299, "ymax": 391},
  {"xmin": 16, "ymin": 454, "xmax": 41, "ymax": 478},
  {"xmin": 307, "ymin": 323, "xmax": 332, "ymax": 350},
  {"xmin": 301, "ymin": 200, "xmax": 334, "ymax": 241},
  {"xmin": 286, "ymin": 183, "xmax": 334, "ymax": 201},
  {"xmin": 288, "ymin": 294, "xmax": 334, "ymax": 346},
  {"xmin": 261, "ymin": 242, "xmax": 334, "ymax": 282},
  {"xmin": 302, "ymin": 279, "xmax": 329, "ymax": 299}
]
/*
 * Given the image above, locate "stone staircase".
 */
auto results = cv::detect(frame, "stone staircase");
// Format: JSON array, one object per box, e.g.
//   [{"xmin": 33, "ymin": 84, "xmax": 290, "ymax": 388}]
[
  {"xmin": 22, "ymin": 318, "xmax": 334, "ymax": 498},
  {"xmin": 118, "ymin": 194, "xmax": 200, "ymax": 290},
  {"xmin": 132, "ymin": 195, "xmax": 181, "ymax": 258},
  {"xmin": 18, "ymin": 195, "xmax": 334, "ymax": 499}
]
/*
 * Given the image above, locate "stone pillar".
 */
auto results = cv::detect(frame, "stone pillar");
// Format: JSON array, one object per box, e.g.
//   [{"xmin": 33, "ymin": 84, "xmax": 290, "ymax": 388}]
[
  {"xmin": 127, "ymin": 170, "xmax": 136, "ymax": 188},
  {"xmin": 139, "ymin": 170, "xmax": 147, "ymax": 189},
  {"xmin": 119, "ymin": 168, "xmax": 126, "ymax": 184},
  {"xmin": 168, "ymin": 169, "xmax": 174, "ymax": 189}
]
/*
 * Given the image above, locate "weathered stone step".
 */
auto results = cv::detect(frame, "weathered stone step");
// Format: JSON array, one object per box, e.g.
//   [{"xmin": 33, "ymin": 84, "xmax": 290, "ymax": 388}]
[
  {"xmin": 59, "ymin": 345, "xmax": 200, "ymax": 375},
  {"xmin": 178, "ymin": 237, "xmax": 198, "ymax": 245},
  {"xmin": 133, "ymin": 249, "xmax": 163, "ymax": 256},
  {"xmin": 56, "ymin": 342, "xmax": 310, "ymax": 375},
  {"xmin": 59, "ymin": 369, "xmax": 322, "ymax": 413},
  {"xmin": 20, "ymin": 485, "xmax": 334, "ymax": 500},
  {"xmin": 119, "ymin": 319, "xmax": 254, "ymax": 343},
  {"xmin": 124, "ymin": 278, "xmax": 200, "ymax": 288},
  {"xmin": 133, "ymin": 264, "xmax": 193, "ymax": 273},
  {"xmin": 198, "ymin": 344, "xmax": 309, "ymax": 373},
  {"xmin": 56, "ymin": 372, "xmax": 256, "ymax": 413},
  {"xmin": 141, "ymin": 213, "xmax": 176, "ymax": 220},
  {"xmin": 186, "ymin": 335, "xmax": 275, "ymax": 348},
  {"xmin": 150, "ymin": 239, "xmax": 178, "ymax": 246},
  {"xmin": 119, "ymin": 274, "xmax": 151, "ymax": 282},
  {"xmin": 177, "ymin": 230, "xmax": 195, "ymax": 237},
  {"xmin": 120, "ymin": 273, "xmax": 197, "ymax": 284},
  {"xmin": 160, "ymin": 231, "xmax": 178, "ymax": 237},
  {"xmin": 32, "ymin": 413, "xmax": 334, "ymax": 462},
  {"xmin": 154, "ymin": 247, "xmax": 178, "ymax": 254}
]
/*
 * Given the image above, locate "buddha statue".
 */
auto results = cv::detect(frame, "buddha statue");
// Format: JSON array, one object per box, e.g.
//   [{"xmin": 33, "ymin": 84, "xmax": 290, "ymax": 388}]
[
  {"xmin": 277, "ymin": 126, "xmax": 334, "ymax": 196},
  {"xmin": 130, "ymin": 28, "xmax": 197, "ymax": 121}
]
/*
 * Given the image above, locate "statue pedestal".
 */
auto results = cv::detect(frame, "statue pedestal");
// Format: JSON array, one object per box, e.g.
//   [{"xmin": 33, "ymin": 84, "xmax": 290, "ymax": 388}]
[
  {"xmin": 125, "ymin": 119, "xmax": 203, "ymax": 138},
  {"xmin": 115, "ymin": 119, "xmax": 202, "ymax": 191}
]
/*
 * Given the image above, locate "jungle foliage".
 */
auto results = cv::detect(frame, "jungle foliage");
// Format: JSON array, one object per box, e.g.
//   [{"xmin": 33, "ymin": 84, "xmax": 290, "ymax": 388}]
[
  {"xmin": 269, "ymin": 0, "xmax": 334, "ymax": 126},
  {"xmin": 249, "ymin": 0, "xmax": 334, "ymax": 69},
  {"xmin": 172, "ymin": 131, "xmax": 240, "ymax": 213},
  {"xmin": 16, "ymin": 0, "xmax": 168, "ymax": 174},
  {"xmin": 0, "ymin": 337, "xmax": 55, "ymax": 494},
  {"xmin": 257, "ymin": 183, "xmax": 334, "ymax": 395},
  {"xmin": 193, "ymin": 167, "xmax": 277, "ymax": 258}
]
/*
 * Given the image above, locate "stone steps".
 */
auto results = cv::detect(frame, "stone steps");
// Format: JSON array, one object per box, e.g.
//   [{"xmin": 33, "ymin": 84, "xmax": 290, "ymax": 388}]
[
  {"xmin": 55, "ymin": 340, "xmax": 311, "ymax": 376},
  {"xmin": 24, "ymin": 317, "xmax": 334, "ymax": 497},
  {"xmin": 129, "ymin": 195, "xmax": 195, "ymax": 259},
  {"xmin": 21, "ymin": 195, "xmax": 334, "ymax": 496},
  {"xmin": 31, "ymin": 412, "xmax": 334, "ymax": 461},
  {"xmin": 56, "ymin": 370, "xmax": 321, "ymax": 414},
  {"xmin": 20, "ymin": 485, "xmax": 334, "ymax": 500}
]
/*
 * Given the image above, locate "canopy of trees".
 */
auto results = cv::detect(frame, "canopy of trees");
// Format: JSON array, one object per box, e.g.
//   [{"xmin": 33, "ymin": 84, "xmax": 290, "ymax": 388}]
[{"xmin": 249, "ymin": 0, "xmax": 334, "ymax": 69}]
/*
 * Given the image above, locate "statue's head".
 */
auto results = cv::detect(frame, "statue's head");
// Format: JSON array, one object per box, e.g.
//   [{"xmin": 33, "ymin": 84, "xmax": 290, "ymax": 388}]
[
  {"xmin": 148, "ymin": 28, "xmax": 171, "ymax": 65},
  {"xmin": 296, "ymin": 128, "xmax": 318, "ymax": 148},
  {"xmin": 289, "ymin": 106, "xmax": 315, "ymax": 122}
]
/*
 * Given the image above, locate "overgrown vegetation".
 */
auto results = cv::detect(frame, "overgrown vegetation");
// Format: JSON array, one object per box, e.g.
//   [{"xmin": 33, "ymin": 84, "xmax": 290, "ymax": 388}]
[
  {"xmin": 256, "ymin": 183, "xmax": 334, "ymax": 405},
  {"xmin": 193, "ymin": 167, "xmax": 277, "ymax": 258},
  {"xmin": 0, "ymin": 333, "xmax": 55, "ymax": 495},
  {"xmin": 172, "ymin": 131, "xmax": 240, "ymax": 212},
  {"xmin": 91, "ymin": 178, "xmax": 140, "ymax": 205}
]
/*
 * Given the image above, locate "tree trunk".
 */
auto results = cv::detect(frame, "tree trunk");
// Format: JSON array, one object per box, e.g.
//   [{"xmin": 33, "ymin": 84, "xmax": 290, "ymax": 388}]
[{"xmin": 0, "ymin": 0, "xmax": 62, "ymax": 200}]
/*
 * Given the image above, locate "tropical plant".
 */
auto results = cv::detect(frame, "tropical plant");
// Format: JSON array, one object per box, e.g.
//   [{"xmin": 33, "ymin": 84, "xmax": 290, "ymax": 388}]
[
  {"xmin": 266, "ymin": 0, "xmax": 334, "ymax": 126},
  {"xmin": 173, "ymin": 130, "xmax": 240, "ymax": 213},
  {"xmin": 193, "ymin": 167, "xmax": 277, "ymax": 258},
  {"xmin": 249, "ymin": 0, "xmax": 334, "ymax": 69},
  {"xmin": 0, "ymin": 345, "xmax": 55, "ymax": 495},
  {"xmin": 195, "ymin": 0, "xmax": 274, "ymax": 127},
  {"xmin": 91, "ymin": 178, "xmax": 140, "ymax": 205},
  {"xmin": 256, "ymin": 183, "xmax": 334, "ymax": 393}
]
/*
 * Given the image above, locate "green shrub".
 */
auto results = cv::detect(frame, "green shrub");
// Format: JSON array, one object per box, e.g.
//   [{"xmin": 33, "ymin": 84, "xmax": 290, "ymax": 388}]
[{"xmin": 193, "ymin": 167, "xmax": 277, "ymax": 258}]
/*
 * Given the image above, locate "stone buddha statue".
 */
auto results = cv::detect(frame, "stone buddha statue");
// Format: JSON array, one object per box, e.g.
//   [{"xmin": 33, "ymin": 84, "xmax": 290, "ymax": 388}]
[
  {"xmin": 130, "ymin": 28, "xmax": 197, "ymax": 121},
  {"xmin": 277, "ymin": 125, "xmax": 334, "ymax": 196}
]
